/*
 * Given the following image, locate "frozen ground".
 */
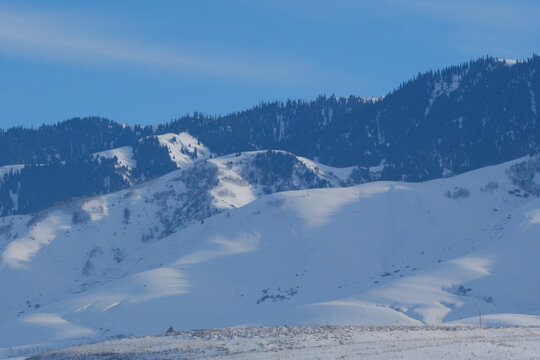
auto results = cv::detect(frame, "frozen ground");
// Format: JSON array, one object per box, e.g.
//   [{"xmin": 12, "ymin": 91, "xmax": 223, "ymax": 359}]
[{"xmin": 27, "ymin": 326, "xmax": 540, "ymax": 360}]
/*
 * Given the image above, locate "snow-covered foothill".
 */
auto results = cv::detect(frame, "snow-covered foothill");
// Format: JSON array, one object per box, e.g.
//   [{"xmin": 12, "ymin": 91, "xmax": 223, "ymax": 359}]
[{"xmin": 3, "ymin": 152, "xmax": 540, "ymax": 358}]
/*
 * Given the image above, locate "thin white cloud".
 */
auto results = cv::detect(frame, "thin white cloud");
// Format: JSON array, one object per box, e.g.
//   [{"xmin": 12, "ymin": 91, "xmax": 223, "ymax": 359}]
[
  {"xmin": 0, "ymin": 6, "xmax": 305, "ymax": 85},
  {"xmin": 384, "ymin": 0, "xmax": 540, "ymax": 32}
]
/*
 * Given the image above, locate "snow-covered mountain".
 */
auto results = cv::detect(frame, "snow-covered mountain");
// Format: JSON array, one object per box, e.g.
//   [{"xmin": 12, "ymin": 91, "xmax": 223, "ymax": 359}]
[
  {"xmin": 93, "ymin": 132, "xmax": 211, "ymax": 175},
  {"xmin": 155, "ymin": 132, "xmax": 210, "ymax": 168},
  {"xmin": 92, "ymin": 132, "xmax": 210, "ymax": 184},
  {"xmin": 3, "ymin": 137, "xmax": 540, "ymax": 358},
  {"xmin": 6, "ymin": 55, "xmax": 540, "ymax": 359},
  {"xmin": 4, "ymin": 56, "xmax": 540, "ymax": 218},
  {"xmin": 0, "ymin": 132, "xmax": 209, "ymax": 216},
  {"xmin": 93, "ymin": 131, "xmax": 212, "ymax": 174}
]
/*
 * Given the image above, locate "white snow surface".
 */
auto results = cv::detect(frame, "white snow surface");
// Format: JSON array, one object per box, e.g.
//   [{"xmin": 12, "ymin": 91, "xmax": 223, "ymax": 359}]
[
  {"xmin": 156, "ymin": 132, "xmax": 210, "ymax": 167},
  {"xmin": 496, "ymin": 58, "xmax": 521, "ymax": 66},
  {"xmin": 0, "ymin": 165, "xmax": 24, "ymax": 180},
  {"xmin": 3, "ymin": 151, "xmax": 540, "ymax": 358},
  {"xmin": 93, "ymin": 132, "xmax": 211, "ymax": 175},
  {"xmin": 94, "ymin": 146, "xmax": 136, "ymax": 171},
  {"xmin": 27, "ymin": 326, "xmax": 540, "ymax": 360},
  {"xmin": 295, "ymin": 155, "xmax": 354, "ymax": 184}
]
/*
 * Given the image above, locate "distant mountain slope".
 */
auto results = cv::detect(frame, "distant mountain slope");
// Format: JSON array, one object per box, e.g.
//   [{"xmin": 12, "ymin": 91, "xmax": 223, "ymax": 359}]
[
  {"xmin": 0, "ymin": 134, "xmax": 371, "ymax": 217},
  {"xmin": 0, "ymin": 118, "xmax": 151, "ymax": 167},
  {"xmin": 94, "ymin": 146, "xmax": 136, "ymax": 173},
  {"xmin": 155, "ymin": 132, "xmax": 210, "ymax": 167},
  {"xmin": 2, "ymin": 55, "xmax": 540, "ymax": 216},
  {"xmin": 2, "ymin": 152, "xmax": 540, "ymax": 358},
  {"xmin": 160, "ymin": 55, "xmax": 540, "ymax": 177},
  {"xmin": 0, "ymin": 133, "xmax": 203, "ymax": 216}
]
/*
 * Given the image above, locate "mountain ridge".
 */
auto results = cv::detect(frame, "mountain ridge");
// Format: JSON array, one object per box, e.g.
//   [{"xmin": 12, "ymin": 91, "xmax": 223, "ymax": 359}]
[{"xmin": 2, "ymin": 55, "xmax": 540, "ymax": 216}]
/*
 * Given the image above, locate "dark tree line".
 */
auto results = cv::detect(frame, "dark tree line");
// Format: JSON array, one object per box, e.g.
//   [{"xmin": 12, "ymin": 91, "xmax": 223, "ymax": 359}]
[
  {"xmin": 158, "ymin": 55, "xmax": 540, "ymax": 181},
  {"xmin": 0, "ymin": 156, "xmax": 127, "ymax": 215},
  {"xmin": 0, "ymin": 137, "xmax": 177, "ymax": 215},
  {"xmin": 131, "ymin": 137, "xmax": 178, "ymax": 180},
  {"xmin": 0, "ymin": 117, "xmax": 152, "ymax": 167},
  {"xmin": 244, "ymin": 150, "xmax": 329, "ymax": 194}
]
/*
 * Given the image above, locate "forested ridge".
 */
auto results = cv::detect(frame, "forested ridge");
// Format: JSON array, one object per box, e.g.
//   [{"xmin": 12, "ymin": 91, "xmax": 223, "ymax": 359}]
[{"xmin": 2, "ymin": 55, "xmax": 540, "ymax": 215}]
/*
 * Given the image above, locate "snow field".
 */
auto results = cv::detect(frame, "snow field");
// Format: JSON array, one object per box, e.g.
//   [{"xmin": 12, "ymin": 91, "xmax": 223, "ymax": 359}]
[{"xmin": 28, "ymin": 326, "xmax": 540, "ymax": 360}]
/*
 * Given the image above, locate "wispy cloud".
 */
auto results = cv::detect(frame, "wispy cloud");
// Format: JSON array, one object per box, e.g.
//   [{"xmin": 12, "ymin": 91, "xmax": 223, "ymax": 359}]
[
  {"xmin": 0, "ymin": 6, "xmax": 305, "ymax": 85},
  {"xmin": 385, "ymin": 0, "xmax": 540, "ymax": 32}
]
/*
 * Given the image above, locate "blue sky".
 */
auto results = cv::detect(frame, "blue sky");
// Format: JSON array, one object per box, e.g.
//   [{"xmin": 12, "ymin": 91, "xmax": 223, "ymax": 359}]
[{"xmin": 1, "ymin": 0, "xmax": 539, "ymax": 129}]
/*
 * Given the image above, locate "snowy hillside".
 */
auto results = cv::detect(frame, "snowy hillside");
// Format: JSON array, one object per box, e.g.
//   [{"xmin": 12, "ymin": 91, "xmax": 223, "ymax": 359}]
[
  {"xmin": 93, "ymin": 132, "xmax": 210, "ymax": 178},
  {"xmin": 0, "ymin": 132, "xmax": 204, "ymax": 217},
  {"xmin": 2, "ymin": 151, "xmax": 540, "ymax": 358},
  {"xmin": 156, "ymin": 132, "xmax": 210, "ymax": 167},
  {"xmin": 94, "ymin": 146, "xmax": 137, "ymax": 172}
]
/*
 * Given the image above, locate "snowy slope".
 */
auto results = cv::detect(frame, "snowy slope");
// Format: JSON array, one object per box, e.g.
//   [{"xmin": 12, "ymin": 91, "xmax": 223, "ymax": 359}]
[
  {"xmin": 156, "ymin": 132, "xmax": 210, "ymax": 167},
  {"xmin": 208, "ymin": 151, "xmax": 354, "ymax": 210},
  {"xmin": 93, "ymin": 132, "xmax": 210, "ymax": 175},
  {"xmin": 2, "ymin": 153, "xmax": 540, "ymax": 358},
  {"xmin": 0, "ymin": 148, "xmax": 359, "ymax": 357},
  {"xmin": 94, "ymin": 147, "xmax": 136, "ymax": 171}
]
